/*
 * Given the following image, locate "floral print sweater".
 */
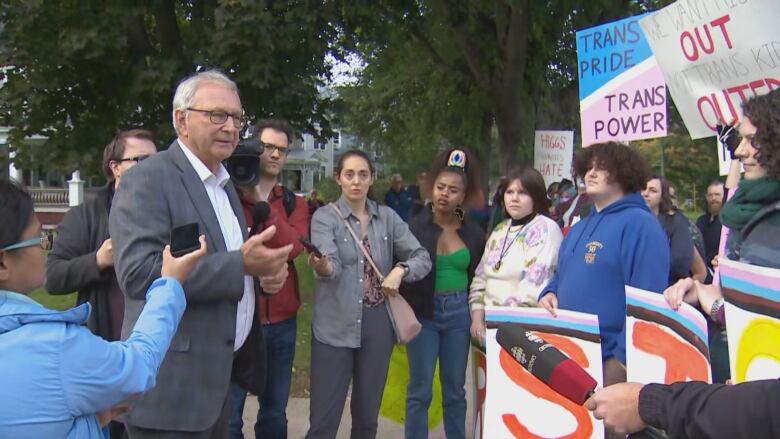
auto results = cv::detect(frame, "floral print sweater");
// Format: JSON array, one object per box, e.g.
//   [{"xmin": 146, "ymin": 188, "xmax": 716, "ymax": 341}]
[{"xmin": 469, "ymin": 215, "xmax": 563, "ymax": 310}]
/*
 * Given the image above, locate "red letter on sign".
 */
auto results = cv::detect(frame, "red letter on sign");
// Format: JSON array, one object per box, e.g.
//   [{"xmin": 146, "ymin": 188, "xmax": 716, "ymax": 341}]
[
  {"xmin": 633, "ymin": 321, "xmax": 709, "ymax": 383},
  {"xmin": 499, "ymin": 333, "xmax": 593, "ymax": 438}
]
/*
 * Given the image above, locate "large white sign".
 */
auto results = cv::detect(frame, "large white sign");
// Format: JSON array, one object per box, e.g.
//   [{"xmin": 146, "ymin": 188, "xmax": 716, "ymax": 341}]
[
  {"xmin": 640, "ymin": 0, "xmax": 780, "ymax": 139},
  {"xmin": 484, "ymin": 307, "xmax": 604, "ymax": 439},
  {"xmin": 720, "ymin": 259, "xmax": 780, "ymax": 384},
  {"xmin": 534, "ymin": 130, "xmax": 574, "ymax": 188},
  {"xmin": 625, "ymin": 286, "xmax": 711, "ymax": 385}
]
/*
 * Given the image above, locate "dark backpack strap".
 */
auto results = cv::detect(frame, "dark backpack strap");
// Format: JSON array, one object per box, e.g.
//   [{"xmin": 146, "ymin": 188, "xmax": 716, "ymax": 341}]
[{"xmin": 281, "ymin": 187, "xmax": 297, "ymax": 217}]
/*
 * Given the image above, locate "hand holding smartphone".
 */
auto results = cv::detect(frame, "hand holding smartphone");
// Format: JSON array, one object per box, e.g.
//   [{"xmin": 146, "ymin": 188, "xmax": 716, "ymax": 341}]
[
  {"xmin": 171, "ymin": 223, "xmax": 201, "ymax": 257},
  {"xmin": 299, "ymin": 237, "xmax": 322, "ymax": 258}
]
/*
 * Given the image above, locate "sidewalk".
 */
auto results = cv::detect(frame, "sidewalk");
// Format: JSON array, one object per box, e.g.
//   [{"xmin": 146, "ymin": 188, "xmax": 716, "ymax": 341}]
[{"xmin": 239, "ymin": 359, "xmax": 475, "ymax": 439}]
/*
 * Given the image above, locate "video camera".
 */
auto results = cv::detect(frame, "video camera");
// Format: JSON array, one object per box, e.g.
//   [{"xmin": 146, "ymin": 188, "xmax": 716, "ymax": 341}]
[{"xmin": 225, "ymin": 139, "xmax": 262, "ymax": 187}]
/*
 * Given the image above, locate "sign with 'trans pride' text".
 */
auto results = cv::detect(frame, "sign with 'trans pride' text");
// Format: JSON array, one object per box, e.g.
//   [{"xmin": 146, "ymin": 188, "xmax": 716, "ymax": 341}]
[{"xmin": 576, "ymin": 13, "xmax": 668, "ymax": 146}]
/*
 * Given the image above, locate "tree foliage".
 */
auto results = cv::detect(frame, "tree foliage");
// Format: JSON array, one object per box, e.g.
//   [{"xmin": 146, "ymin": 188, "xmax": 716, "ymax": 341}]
[
  {"xmin": 1, "ymin": 0, "xmax": 335, "ymax": 177},
  {"xmin": 334, "ymin": 0, "xmax": 666, "ymax": 173}
]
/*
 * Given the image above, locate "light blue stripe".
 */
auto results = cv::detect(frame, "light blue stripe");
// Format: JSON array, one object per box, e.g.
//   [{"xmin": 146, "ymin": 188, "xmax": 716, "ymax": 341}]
[
  {"xmin": 486, "ymin": 314, "xmax": 600, "ymax": 335},
  {"xmin": 626, "ymin": 297, "xmax": 707, "ymax": 343},
  {"xmin": 576, "ymin": 12, "xmax": 653, "ymax": 100},
  {"xmin": 721, "ymin": 276, "xmax": 780, "ymax": 303}
]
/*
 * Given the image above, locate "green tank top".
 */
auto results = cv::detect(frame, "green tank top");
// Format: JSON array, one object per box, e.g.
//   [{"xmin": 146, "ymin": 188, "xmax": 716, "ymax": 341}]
[{"xmin": 435, "ymin": 247, "xmax": 471, "ymax": 293}]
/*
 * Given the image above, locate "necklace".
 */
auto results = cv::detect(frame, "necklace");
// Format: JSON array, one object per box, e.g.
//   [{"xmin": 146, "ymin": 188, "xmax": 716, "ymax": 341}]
[{"xmin": 493, "ymin": 215, "xmax": 535, "ymax": 271}]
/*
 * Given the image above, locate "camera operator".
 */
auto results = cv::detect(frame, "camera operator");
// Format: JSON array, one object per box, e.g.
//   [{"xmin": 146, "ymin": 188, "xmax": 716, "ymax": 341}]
[{"xmin": 226, "ymin": 119, "xmax": 311, "ymax": 439}]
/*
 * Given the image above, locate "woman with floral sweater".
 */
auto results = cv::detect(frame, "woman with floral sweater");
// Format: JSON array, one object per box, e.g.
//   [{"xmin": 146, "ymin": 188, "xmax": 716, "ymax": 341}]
[{"xmin": 469, "ymin": 166, "xmax": 564, "ymax": 343}]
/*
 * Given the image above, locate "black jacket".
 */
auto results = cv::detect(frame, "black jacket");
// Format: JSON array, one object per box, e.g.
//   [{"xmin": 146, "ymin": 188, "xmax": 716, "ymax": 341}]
[
  {"xmin": 658, "ymin": 211, "xmax": 694, "ymax": 285},
  {"xmin": 639, "ymin": 379, "xmax": 780, "ymax": 439},
  {"xmin": 400, "ymin": 207, "xmax": 486, "ymax": 320},
  {"xmin": 46, "ymin": 184, "xmax": 122, "ymax": 340}
]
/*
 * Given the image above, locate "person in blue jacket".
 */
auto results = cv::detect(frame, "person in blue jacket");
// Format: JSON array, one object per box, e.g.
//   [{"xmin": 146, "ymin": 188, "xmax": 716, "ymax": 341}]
[
  {"xmin": 0, "ymin": 179, "xmax": 207, "ymax": 439},
  {"xmin": 538, "ymin": 142, "xmax": 670, "ymax": 389}
]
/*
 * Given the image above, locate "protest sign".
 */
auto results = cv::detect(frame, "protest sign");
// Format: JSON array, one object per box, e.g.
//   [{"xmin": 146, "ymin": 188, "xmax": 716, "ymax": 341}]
[
  {"xmin": 720, "ymin": 259, "xmax": 780, "ymax": 384},
  {"xmin": 534, "ymin": 130, "xmax": 575, "ymax": 187},
  {"xmin": 640, "ymin": 0, "xmax": 780, "ymax": 139},
  {"xmin": 483, "ymin": 306, "xmax": 604, "ymax": 438},
  {"xmin": 577, "ymin": 13, "xmax": 668, "ymax": 146},
  {"xmin": 625, "ymin": 286, "xmax": 711, "ymax": 384}
]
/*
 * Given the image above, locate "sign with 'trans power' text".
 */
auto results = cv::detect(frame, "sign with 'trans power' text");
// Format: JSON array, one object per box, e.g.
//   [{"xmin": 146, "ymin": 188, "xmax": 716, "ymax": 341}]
[{"xmin": 576, "ymin": 13, "xmax": 668, "ymax": 146}]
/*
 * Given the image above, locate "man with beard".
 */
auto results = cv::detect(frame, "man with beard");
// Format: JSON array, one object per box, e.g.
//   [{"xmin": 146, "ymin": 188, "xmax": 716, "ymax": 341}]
[{"xmin": 696, "ymin": 180, "xmax": 725, "ymax": 273}]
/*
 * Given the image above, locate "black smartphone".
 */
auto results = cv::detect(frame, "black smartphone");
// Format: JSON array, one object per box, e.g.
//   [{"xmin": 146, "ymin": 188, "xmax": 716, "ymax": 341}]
[
  {"xmin": 299, "ymin": 237, "xmax": 322, "ymax": 258},
  {"xmin": 170, "ymin": 223, "xmax": 200, "ymax": 257}
]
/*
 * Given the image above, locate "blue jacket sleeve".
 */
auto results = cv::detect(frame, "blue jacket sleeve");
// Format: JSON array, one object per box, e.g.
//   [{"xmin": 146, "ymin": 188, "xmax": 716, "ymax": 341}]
[
  {"xmin": 58, "ymin": 277, "xmax": 186, "ymax": 416},
  {"xmin": 622, "ymin": 215, "xmax": 671, "ymax": 293}
]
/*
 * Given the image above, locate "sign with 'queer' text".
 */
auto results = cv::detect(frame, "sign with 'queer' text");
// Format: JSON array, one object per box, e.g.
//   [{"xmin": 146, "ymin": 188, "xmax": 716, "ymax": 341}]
[
  {"xmin": 640, "ymin": 0, "xmax": 780, "ymax": 139},
  {"xmin": 534, "ymin": 130, "xmax": 574, "ymax": 188},
  {"xmin": 483, "ymin": 307, "xmax": 604, "ymax": 439},
  {"xmin": 626, "ymin": 286, "xmax": 711, "ymax": 385},
  {"xmin": 577, "ymin": 13, "xmax": 668, "ymax": 146}
]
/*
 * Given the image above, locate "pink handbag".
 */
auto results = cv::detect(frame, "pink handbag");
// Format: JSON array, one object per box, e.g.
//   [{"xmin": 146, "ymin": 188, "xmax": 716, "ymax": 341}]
[{"xmin": 331, "ymin": 204, "xmax": 422, "ymax": 344}]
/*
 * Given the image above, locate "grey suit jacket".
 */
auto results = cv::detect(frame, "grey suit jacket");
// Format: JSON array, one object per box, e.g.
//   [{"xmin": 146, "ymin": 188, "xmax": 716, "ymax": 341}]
[{"xmin": 110, "ymin": 141, "xmax": 248, "ymax": 431}]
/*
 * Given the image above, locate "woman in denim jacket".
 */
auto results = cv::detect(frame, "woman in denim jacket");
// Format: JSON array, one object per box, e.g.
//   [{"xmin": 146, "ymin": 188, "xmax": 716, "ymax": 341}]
[{"xmin": 306, "ymin": 150, "xmax": 431, "ymax": 439}]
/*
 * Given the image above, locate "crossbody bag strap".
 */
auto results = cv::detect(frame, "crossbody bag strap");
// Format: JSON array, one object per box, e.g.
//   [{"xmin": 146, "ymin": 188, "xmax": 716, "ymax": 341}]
[{"xmin": 330, "ymin": 203, "xmax": 385, "ymax": 281}]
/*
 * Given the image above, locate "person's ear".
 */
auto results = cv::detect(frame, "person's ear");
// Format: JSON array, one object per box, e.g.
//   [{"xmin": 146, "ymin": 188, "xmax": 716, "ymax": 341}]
[
  {"xmin": 0, "ymin": 251, "xmax": 10, "ymax": 282},
  {"xmin": 175, "ymin": 109, "xmax": 189, "ymax": 137}
]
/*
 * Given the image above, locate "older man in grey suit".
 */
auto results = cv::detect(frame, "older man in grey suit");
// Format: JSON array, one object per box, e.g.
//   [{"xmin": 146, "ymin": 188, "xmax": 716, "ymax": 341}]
[{"xmin": 110, "ymin": 70, "xmax": 292, "ymax": 438}]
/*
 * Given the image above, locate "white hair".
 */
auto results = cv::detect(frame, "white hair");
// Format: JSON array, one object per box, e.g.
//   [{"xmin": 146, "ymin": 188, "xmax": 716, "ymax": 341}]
[{"xmin": 171, "ymin": 69, "xmax": 239, "ymax": 133}]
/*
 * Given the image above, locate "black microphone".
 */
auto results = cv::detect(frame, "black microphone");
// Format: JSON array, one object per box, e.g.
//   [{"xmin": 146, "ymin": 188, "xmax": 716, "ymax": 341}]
[
  {"xmin": 250, "ymin": 202, "xmax": 271, "ymax": 235},
  {"xmin": 496, "ymin": 324, "xmax": 597, "ymax": 405}
]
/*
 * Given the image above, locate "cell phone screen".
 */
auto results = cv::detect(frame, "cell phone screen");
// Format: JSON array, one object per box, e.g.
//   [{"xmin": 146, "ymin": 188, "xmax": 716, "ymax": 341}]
[
  {"xmin": 171, "ymin": 223, "xmax": 200, "ymax": 257},
  {"xmin": 299, "ymin": 237, "xmax": 322, "ymax": 258}
]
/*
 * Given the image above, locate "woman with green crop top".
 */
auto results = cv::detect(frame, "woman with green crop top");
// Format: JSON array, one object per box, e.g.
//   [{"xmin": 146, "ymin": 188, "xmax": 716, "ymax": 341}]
[{"xmin": 399, "ymin": 148, "xmax": 486, "ymax": 439}]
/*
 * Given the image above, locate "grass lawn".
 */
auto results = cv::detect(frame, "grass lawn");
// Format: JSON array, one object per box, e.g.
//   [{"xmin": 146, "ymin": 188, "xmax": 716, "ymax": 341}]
[
  {"xmin": 29, "ymin": 288, "xmax": 77, "ymax": 310},
  {"xmin": 29, "ymin": 256, "xmax": 316, "ymax": 397},
  {"xmin": 291, "ymin": 255, "xmax": 315, "ymax": 397}
]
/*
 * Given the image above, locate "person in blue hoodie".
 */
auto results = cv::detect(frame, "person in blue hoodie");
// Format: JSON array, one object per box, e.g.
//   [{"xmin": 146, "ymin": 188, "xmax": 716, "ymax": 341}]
[
  {"xmin": 538, "ymin": 142, "xmax": 670, "ymax": 388},
  {"xmin": 0, "ymin": 179, "xmax": 207, "ymax": 439}
]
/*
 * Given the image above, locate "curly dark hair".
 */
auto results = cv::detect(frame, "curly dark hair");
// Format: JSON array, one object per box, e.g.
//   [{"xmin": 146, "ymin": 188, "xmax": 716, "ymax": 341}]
[
  {"xmin": 427, "ymin": 147, "xmax": 482, "ymax": 205},
  {"xmin": 573, "ymin": 141, "xmax": 651, "ymax": 194},
  {"xmin": 742, "ymin": 88, "xmax": 780, "ymax": 179}
]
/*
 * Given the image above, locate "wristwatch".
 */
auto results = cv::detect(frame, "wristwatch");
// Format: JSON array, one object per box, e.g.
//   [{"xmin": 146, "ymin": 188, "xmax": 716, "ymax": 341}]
[
  {"xmin": 710, "ymin": 298, "xmax": 725, "ymax": 322},
  {"xmin": 396, "ymin": 263, "xmax": 410, "ymax": 277}
]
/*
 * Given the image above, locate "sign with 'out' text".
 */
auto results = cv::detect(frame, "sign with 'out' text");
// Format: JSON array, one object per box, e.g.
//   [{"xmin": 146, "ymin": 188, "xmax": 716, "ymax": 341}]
[
  {"xmin": 577, "ymin": 13, "xmax": 668, "ymax": 146},
  {"xmin": 534, "ymin": 130, "xmax": 574, "ymax": 188},
  {"xmin": 640, "ymin": 0, "xmax": 780, "ymax": 139}
]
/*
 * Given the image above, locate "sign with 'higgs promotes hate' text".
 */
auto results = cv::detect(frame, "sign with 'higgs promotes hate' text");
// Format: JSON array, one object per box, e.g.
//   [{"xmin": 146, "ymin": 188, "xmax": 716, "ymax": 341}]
[
  {"xmin": 534, "ymin": 130, "xmax": 574, "ymax": 188},
  {"xmin": 577, "ymin": 13, "xmax": 668, "ymax": 146}
]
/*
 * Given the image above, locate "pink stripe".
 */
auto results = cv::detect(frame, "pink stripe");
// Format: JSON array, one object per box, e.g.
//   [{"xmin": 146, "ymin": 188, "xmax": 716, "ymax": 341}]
[
  {"xmin": 720, "ymin": 264, "xmax": 780, "ymax": 290},
  {"xmin": 627, "ymin": 290, "xmax": 706, "ymax": 334},
  {"xmin": 487, "ymin": 308, "xmax": 598, "ymax": 327}
]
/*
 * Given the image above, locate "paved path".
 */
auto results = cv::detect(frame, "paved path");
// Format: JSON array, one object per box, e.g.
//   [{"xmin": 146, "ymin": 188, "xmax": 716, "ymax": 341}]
[{"xmin": 240, "ymin": 358, "xmax": 476, "ymax": 439}]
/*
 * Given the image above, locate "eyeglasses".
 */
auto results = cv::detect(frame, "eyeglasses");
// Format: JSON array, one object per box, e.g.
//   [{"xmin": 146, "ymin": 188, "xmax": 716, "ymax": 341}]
[
  {"xmin": 2, "ymin": 231, "xmax": 52, "ymax": 252},
  {"xmin": 115, "ymin": 155, "xmax": 151, "ymax": 163},
  {"xmin": 262, "ymin": 143, "xmax": 289, "ymax": 157},
  {"xmin": 187, "ymin": 108, "xmax": 247, "ymax": 129}
]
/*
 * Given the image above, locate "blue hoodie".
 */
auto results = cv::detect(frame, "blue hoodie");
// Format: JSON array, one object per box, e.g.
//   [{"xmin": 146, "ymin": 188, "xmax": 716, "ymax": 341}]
[
  {"xmin": 0, "ymin": 277, "xmax": 185, "ymax": 439},
  {"xmin": 540, "ymin": 192, "xmax": 670, "ymax": 364}
]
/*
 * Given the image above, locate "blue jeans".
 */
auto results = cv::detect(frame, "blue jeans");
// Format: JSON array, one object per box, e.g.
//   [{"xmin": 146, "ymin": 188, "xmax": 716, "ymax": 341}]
[
  {"xmin": 229, "ymin": 317, "xmax": 297, "ymax": 439},
  {"xmin": 405, "ymin": 291, "xmax": 471, "ymax": 439}
]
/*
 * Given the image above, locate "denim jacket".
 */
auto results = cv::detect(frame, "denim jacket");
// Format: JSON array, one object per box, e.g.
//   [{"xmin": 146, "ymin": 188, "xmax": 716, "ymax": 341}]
[{"xmin": 310, "ymin": 196, "xmax": 431, "ymax": 348}]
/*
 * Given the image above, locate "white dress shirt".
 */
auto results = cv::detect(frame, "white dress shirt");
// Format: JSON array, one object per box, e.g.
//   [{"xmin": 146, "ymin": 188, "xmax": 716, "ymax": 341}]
[{"xmin": 179, "ymin": 139, "xmax": 254, "ymax": 351}]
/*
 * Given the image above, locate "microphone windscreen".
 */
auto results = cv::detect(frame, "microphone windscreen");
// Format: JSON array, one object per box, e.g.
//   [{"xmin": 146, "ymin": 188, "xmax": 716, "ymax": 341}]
[
  {"xmin": 252, "ymin": 202, "xmax": 271, "ymax": 226},
  {"xmin": 548, "ymin": 358, "xmax": 598, "ymax": 405},
  {"xmin": 496, "ymin": 324, "xmax": 597, "ymax": 405}
]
